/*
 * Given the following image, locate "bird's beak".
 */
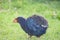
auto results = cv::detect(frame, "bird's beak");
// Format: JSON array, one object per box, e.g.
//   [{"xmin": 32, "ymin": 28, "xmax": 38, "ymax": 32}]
[{"xmin": 13, "ymin": 18, "xmax": 18, "ymax": 23}]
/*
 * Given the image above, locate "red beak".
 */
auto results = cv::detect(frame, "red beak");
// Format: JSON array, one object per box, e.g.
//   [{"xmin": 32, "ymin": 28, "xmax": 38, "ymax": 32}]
[{"xmin": 13, "ymin": 18, "xmax": 18, "ymax": 23}]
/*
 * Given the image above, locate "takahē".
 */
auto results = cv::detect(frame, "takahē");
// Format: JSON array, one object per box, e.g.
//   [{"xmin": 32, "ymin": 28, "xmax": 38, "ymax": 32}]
[{"xmin": 13, "ymin": 15, "xmax": 48, "ymax": 40}]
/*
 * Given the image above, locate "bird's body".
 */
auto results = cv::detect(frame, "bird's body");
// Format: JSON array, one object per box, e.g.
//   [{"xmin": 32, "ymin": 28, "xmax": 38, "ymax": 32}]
[
  {"xmin": 13, "ymin": 15, "xmax": 48, "ymax": 39},
  {"xmin": 26, "ymin": 15, "xmax": 48, "ymax": 37}
]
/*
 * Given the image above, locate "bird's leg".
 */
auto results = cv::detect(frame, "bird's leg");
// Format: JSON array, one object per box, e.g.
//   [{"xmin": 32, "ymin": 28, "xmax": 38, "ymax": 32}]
[
  {"xmin": 37, "ymin": 37, "xmax": 40, "ymax": 40},
  {"xmin": 27, "ymin": 35, "xmax": 32, "ymax": 40}
]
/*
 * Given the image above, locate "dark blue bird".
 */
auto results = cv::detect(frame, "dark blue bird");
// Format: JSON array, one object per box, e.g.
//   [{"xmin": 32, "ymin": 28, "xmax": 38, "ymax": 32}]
[{"xmin": 13, "ymin": 15, "xmax": 48, "ymax": 40}]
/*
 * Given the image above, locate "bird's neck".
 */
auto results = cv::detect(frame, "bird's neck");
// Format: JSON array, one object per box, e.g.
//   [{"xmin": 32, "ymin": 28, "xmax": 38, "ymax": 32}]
[{"xmin": 18, "ymin": 18, "xmax": 27, "ymax": 28}]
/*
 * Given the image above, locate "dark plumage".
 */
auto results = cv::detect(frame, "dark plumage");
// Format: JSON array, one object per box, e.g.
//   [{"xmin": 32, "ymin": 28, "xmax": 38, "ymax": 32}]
[{"xmin": 13, "ymin": 15, "xmax": 48, "ymax": 40}]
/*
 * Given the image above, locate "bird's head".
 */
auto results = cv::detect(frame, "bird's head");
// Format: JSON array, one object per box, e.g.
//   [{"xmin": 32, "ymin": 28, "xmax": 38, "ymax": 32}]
[{"xmin": 13, "ymin": 17, "xmax": 26, "ymax": 23}]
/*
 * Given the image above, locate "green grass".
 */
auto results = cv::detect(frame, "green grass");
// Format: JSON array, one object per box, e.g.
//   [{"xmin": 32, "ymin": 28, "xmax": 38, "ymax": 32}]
[{"xmin": 0, "ymin": 0, "xmax": 60, "ymax": 40}]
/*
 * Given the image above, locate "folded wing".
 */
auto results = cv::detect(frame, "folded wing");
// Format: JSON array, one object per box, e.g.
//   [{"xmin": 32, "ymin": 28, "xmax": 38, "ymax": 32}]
[{"xmin": 26, "ymin": 15, "xmax": 48, "ymax": 36}]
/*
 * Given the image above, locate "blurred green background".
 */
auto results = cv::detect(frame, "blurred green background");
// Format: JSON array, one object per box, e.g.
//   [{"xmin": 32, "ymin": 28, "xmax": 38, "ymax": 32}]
[{"xmin": 0, "ymin": 0, "xmax": 60, "ymax": 40}]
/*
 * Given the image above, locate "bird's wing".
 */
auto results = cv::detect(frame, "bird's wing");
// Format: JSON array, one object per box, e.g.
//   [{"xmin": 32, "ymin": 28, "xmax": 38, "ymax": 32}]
[
  {"xmin": 27, "ymin": 15, "xmax": 48, "ymax": 28},
  {"xmin": 27, "ymin": 18, "xmax": 39, "ymax": 31},
  {"xmin": 26, "ymin": 15, "xmax": 48, "ymax": 35},
  {"xmin": 31, "ymin": 15, "xmax": 48, "ymax": 27}
]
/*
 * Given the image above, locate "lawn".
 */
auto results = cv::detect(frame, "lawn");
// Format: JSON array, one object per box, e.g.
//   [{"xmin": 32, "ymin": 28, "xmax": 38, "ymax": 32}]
[{"xmin": 0, "ymin": 0, "xmax": 60, "ymax": 40}]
